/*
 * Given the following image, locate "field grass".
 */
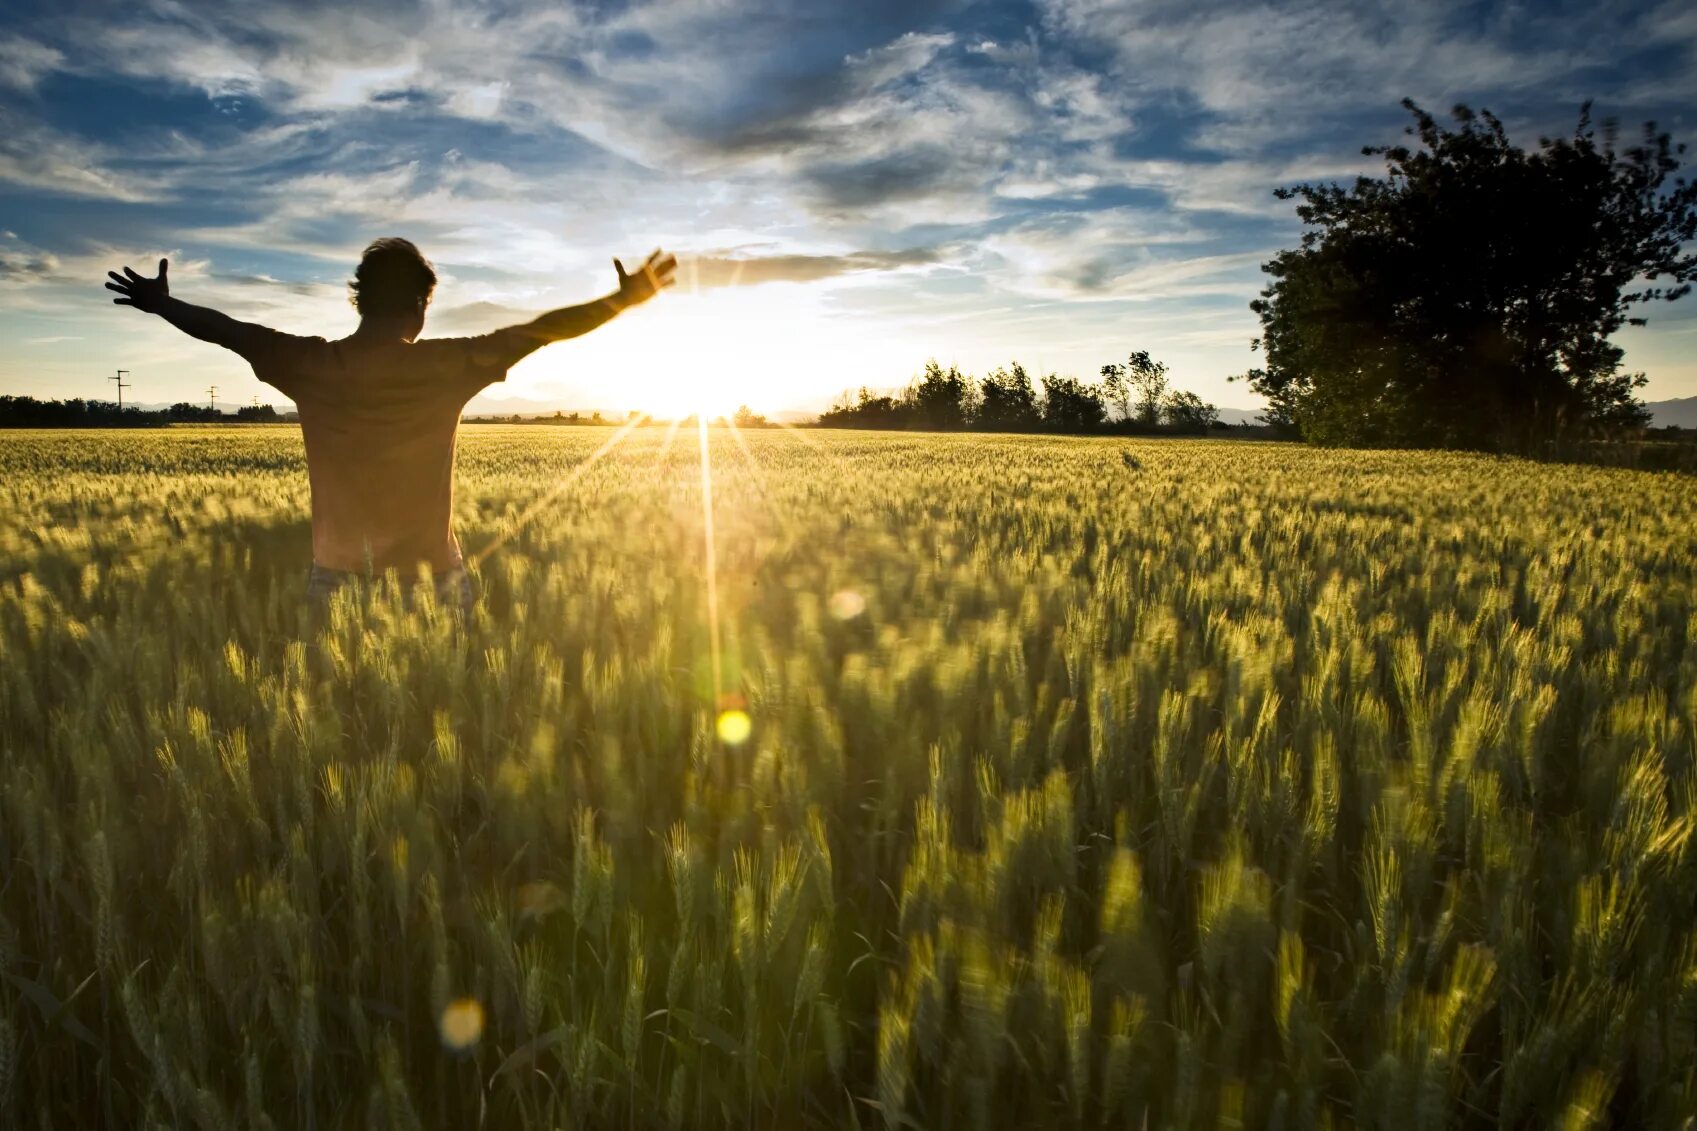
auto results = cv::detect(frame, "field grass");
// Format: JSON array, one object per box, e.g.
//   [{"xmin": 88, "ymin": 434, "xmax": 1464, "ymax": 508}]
[{"xmin": 2, "ymin": 424, "xmax": 1694, "ymax": 1129}]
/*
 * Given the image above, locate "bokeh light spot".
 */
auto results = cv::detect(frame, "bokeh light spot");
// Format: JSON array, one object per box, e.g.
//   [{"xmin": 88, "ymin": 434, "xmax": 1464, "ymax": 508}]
[
  {"xmin": 517, "ymin": 880, "xmax": 566, "ymax": 922},
  {"xmin": 716, "ymin": 709, "xmax": 753, "ymax": 745},
  {"xmin": 439, "ymin": 998, "xmax": 485, "ymax": 1050},
  {"xmin": 828, "ymin": 589, "xmax": 866, "ymax": 620}
]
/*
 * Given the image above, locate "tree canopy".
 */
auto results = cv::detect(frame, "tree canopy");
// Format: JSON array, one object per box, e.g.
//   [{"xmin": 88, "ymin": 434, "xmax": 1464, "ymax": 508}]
[{"xmin": 1242, "ymin": 100, "xmax": 1697, "ymax": 451}]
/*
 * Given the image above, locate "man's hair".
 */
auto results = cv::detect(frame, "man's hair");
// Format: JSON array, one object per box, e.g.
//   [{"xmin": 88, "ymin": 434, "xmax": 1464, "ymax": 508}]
[{"xmin": 349, "ymin": 237, "xmax": 437, "ymax": 316}]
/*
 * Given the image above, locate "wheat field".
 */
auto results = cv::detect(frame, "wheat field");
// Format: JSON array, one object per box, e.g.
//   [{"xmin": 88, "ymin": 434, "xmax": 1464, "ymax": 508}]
[{"xmin": 1, "ymin": 425, "xmax": 1694, "ymax": 1129}]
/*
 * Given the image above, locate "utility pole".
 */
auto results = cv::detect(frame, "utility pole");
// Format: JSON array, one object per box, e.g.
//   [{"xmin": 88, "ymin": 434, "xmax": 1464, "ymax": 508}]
[
  {"xmin": 111, "ymin": 369, "xmax": 130, "ymax": 411},
  {"xmin": 207, "ymin": 385, "xmax": 218, "ymax": 414}
]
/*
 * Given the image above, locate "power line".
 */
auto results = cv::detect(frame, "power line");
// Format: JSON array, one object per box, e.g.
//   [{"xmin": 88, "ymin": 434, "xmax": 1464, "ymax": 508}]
[
  {"xmin": 207, "ymin": 385, "xmax": 218, "ymax": 413},
  {"xmin": 110, "ymin": 369, "xmax": 130, "ymax": 411}
]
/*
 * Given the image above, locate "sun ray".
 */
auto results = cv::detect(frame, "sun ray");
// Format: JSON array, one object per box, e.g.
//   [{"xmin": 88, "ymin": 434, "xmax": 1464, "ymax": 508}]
[
  {"xmin": 696, "ymin": 414, "xmax": 725, "ymax": 712},
  {"xmin": 774, "ymin": 419, "xmax": 858, "ymax": 481},
  {"xmin": 655, "ymin": 415, "xmax": 683, "ymax": 465},
  {"xmin": 724, "ymin": 417, "xmax": 781, "ymax": 515},
  {"xmin": 468, "ymin": 413, "xmax": 647, "ymax": 567}
]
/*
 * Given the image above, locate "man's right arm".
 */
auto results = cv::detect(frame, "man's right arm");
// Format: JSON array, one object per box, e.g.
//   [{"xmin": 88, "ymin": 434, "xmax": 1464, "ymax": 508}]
[{"xmin": 106, "ymin": 258, "xmax": 303, "ymax": 389}]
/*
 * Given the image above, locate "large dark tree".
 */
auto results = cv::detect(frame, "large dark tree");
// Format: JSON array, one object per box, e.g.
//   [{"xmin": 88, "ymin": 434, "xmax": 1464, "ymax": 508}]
[{"xmin": 1243, "ymin": 100, "xmax": 1697, "ymax": 450}]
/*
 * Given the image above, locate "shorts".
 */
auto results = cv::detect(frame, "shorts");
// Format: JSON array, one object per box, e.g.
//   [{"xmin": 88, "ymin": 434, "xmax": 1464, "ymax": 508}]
[{"xmin": 305, "ymin": 562, "xmax": 476, "ymax": 613}]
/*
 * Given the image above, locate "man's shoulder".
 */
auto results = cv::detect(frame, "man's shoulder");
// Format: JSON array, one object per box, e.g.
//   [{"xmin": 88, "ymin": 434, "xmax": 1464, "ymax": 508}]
[
  {"xmin": 416, "ymin": 330, "xmax": 511, "ymax": 351},
  {"xmin": 414, "ymin": 332, "xmax": 515, "ymax": 375},
  {"xmin": 240, "ymin": 328, "xmax": 337, "ymax": 389}
]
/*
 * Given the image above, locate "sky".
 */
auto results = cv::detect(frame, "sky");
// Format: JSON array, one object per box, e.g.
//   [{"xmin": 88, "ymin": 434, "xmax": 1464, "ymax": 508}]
[{"xmin": 1, "ymin": 0, "xmax": 1695, "ymax": 417}]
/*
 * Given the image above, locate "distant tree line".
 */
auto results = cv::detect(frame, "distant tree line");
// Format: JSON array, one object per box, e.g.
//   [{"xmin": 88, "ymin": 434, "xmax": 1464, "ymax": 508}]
[
  {"xmin": 818, "ymin": 356, "xmax": 1223, "ymax": 434},
  {"xmin": 0, "ymin": 396, "xmax": 283, "ymax": 427},
  {"xmin": 467, "ymin": 407, "xmax": 773, "ymax": 427}
]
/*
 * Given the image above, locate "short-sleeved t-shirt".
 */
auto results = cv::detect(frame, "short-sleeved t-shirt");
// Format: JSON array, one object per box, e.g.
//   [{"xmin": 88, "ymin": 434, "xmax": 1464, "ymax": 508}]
[{"xmin": 241, "ymin": 328, "xmax": 516, "ymax": 574}]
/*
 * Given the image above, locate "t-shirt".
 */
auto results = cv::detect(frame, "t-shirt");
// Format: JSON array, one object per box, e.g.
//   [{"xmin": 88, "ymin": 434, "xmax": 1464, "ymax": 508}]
[{"xmin": 240, "ymin": 328, "xmax": 517, "ymax": 574}]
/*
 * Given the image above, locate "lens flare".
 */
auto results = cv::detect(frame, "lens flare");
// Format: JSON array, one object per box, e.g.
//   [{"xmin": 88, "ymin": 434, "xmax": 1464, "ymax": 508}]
[
  {"xmin": 439, "ymin": 998, "xmax": 485, "ymax": 1050},
  {"xmin": 716, "ymin": 709, "xmax": 752, "ymax": 745},
  {"xmin": 828, "ymin": 589, "xmax": 866, "ymax": 620}
]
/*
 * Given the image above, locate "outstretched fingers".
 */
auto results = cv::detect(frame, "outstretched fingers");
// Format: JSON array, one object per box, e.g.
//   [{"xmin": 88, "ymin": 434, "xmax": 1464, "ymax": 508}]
[
  {"xmin": 105, "ymin": 261, "xmax": 164, "ymax": 309},
  {"xmin": 645, "ymin": 249, "xmax": 678, "ymax": 287}
]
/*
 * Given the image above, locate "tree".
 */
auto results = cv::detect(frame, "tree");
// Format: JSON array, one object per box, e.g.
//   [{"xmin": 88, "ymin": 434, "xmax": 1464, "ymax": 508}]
[
  {"xmin": 732, "ymin": 404, "xmax": 768, "ymax": 428},
  {"xmin": 168, "ymin": 402, "xmax": 220, "ymax": 422},
  {"xmin": 1101, "ymin": 352, "xmax": 1169, "ymax": 426},
  {"xmin": 909, "ymin": 359, "xmax": 974, "ymax": 430},
  {"xmin": 1245, "ymin": 100, "xmax": 1697, "ymax": 451},
  {"xmin": 1098, "ymin": 364, "xmax": 1130, "ymax": 422},
  {"xmin": 977, "ymin": 363, "xmax": 1040, "ymax": 431},
  {"xmin": 1160, "ymin": 389, "xmax": 1219, "ymax": 432},
  {"xmin": 1040, "ymin": 373, "xmax": 1107, "ymax": 431}
]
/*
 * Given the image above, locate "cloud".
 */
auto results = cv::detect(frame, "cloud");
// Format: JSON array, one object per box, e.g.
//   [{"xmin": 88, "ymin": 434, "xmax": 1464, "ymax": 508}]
[
  {"xmin": 0, "ymin": 247, "xmax": 62, "ymax": 281},
  {"xmin": 0, "ymin": 110, "xmax": 160, "ymax": 201},
  {"xmin": 682, "ymin": 247, "xmax": 941, "ymax": 288},
  {"xmin": 0, "ymin": 35, "xmax": 63, "ymax": 91}
]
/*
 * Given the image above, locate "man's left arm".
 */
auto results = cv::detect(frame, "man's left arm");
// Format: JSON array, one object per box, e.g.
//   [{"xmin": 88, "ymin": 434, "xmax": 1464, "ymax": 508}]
[{"xmin": 473, "ymin": 249, "xmax": 677, "ymax": 372}]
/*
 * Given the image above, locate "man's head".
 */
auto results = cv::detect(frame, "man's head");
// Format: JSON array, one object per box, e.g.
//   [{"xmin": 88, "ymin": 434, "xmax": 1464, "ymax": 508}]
[{"xmin": 350, "ymin": 238, "xmax": 436, "ymax": 338}]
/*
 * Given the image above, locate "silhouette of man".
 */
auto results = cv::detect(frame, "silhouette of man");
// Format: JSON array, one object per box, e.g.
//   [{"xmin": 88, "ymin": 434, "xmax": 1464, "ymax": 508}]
[{"xmin": 105, "ymin": 239, "xmax": 676, "ymax": 611}]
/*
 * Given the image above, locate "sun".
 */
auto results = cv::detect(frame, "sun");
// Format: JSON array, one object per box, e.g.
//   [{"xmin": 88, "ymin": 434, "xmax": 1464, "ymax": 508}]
[
  {"xmin": 622, "ymin": 286, "xmax": 814, "ymax": 419},
  {"xmin": 506, "ymin": 272, "xmax": 927, "ymax": 420}
]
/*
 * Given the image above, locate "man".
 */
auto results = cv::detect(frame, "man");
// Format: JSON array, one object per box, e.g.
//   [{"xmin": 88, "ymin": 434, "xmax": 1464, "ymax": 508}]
[{"xmin": 104, "ymin": 238, "xmax": 676, "ymax": 610}]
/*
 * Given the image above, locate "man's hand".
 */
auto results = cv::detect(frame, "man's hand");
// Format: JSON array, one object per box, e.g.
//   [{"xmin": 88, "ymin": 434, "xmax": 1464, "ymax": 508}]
[
  {"xmin": 613, "ymin": 249, "xmax": 677, "ymax": 309},
  {"xmin": 102, "ymin": 259, "xmax": 269, "ymax": 354},
  {"xmin": 491, "ymin": 249, "xmax": 678, "ymax": 366},
  {"xmin": 105, "ymin": 258, "xmax": 171, "ymax": 314}
]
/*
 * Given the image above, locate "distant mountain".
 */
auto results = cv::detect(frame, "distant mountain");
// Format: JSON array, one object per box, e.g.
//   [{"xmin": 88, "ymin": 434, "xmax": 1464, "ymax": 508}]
[
  {"xmin": 114, "ymin": 401, "xmax": 230, "ymax": 414},
  {"xmin": 1647, "ymin": 397, "xmax": 1697, "ymax": 429},
  {"xmin": 1214, "ymin": 406, "xmax": 1267, "ymax": 427},
  {"xmin": 463, "ymin": 393, "xmax": 595, "ymax": 418}
]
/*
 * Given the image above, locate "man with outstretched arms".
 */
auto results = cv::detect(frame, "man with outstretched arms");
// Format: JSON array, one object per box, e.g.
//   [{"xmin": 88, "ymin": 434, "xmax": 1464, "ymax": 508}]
[{"xmin": 105, "ymin": 239, "xmax": 676, "ymax": 608}]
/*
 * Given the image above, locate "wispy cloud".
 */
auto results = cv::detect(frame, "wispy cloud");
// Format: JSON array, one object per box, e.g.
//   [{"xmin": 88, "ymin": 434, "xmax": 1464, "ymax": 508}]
[
  {"xmin": 0, "ymin": 34, "xmax": 63, "ymax": 92},
  {"xmin": 683, "ymin": 247, "xmax": 942, "ymax": 288}
]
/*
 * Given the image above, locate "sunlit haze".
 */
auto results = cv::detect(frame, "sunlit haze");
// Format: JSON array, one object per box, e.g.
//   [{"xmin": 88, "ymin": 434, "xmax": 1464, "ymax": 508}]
[{"xmin": 2, "ymin": 1, "xmax": 1694, "ymax": 414}]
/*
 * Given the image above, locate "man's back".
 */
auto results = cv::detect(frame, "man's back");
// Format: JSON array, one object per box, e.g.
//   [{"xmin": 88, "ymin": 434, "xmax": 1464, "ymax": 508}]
[{"xmin": 251, "ymin": 332, "xmax": 510, "ymax": 573}]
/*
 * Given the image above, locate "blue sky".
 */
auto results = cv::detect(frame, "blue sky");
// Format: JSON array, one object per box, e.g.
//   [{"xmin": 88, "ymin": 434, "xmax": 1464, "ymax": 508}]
[{"xmin": 2, "ymin": 0, "xmax": 1694, "ymax": 415}]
